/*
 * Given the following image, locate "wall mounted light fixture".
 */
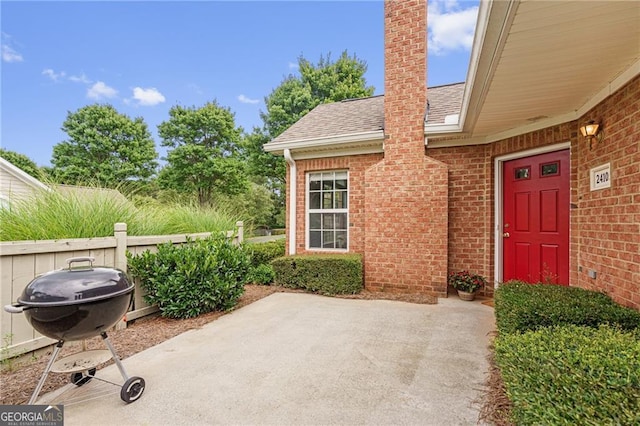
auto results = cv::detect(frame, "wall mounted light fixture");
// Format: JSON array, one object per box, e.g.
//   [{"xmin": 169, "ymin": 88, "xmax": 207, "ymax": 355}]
[{"xmin": 579, "ymin": 120, "xmax": 603, "ymax": 150}]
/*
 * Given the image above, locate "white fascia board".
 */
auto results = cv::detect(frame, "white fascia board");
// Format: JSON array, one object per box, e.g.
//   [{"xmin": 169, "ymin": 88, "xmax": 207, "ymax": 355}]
[
  {"xmin": 0, "ymin": 157, "xmax": 50, "ymax": 191},
  {"xmin": 457, "ymin": 0, "xmax": 502, "ymax": 132},
  {"xmin": 291, "ymin": 144, "xmax": 384, "ymax": 160},
  {"xmin": 458, "ymin": 0, "xmax": 519, "ymax": 133},
  {"xmin": 427, "ymin": 112, "xmax": 578, "ymax": 148},
  {"xmin": 424, "ymin": 123, "xmax": 462, "ymax": 135},
  {"xmin": 263, "ymin": 130, "xmax": 384, "ymax": 155}
]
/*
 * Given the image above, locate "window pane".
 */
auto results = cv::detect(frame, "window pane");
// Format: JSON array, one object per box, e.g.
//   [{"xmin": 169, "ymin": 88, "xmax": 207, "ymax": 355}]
[
  {"xmin": 307, "ymin": 171, "xmax": 348, "ymax": 250},
  {"xmin": 322, "ymin": 213, "xmax": 334, "ymax": 229},
  {"xmin": 309, "ymin": 174, "xmax": 321, "ymax": 190},
  {"xmin": 335, "ymin": 191, "xmax": 347, "ymax": 209},
  {"xmin": 309, "ymin": 192, "xmax": 320, "ymax": 209},
  {"xmin": 323, "ymin": 231, "xmax": 335, "ymax": 248},
  {"xmin": 323, "ymin": 192, "xmax": 333, "ymax": 209},
  {"xmin": 515, "ymin": 167, "xmax": 530, "ymax": 180},
  {"xmin": 309, "ymin": 213, "xmax": 321, "ymax": 229},
  {"xmin": 322, "ymin": 179, "xmax": 334, "ymax": 190},
  {"xmin": 310, "ymin": 231, "xmax": 321, "ymax": 248},
  {"xmin": 541, "ymin": 162, "xmax": 559, "ymax": 176}
]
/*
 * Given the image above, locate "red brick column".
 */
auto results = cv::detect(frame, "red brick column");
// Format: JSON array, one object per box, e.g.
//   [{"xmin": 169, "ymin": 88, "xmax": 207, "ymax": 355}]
[{"xmin": 364, "ymin": 0, "xmax": 449, "ymax": 296}]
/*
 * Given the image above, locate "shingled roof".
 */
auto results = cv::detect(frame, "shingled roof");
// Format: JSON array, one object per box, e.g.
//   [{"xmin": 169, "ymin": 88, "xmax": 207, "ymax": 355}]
[
  {"xmin": 426, "ymin": 82, "xmax": 465, "ymax": 125},
  {"xmin": 270, "ymin": 95, "xmax": 384, "ymax": 144},
  {"xmin": 269, "ymin": 82, "xmax": 465, "ymax": 145}
]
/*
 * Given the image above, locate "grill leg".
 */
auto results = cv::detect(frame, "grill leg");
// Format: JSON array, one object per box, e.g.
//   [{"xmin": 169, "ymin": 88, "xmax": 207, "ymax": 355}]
[
  {"xmin": 29, "ymin": 340, "xmax": 64, "ymax": 405},
  {"xmin": 101, "ymin": 332, "xmax": 129, "ymax": 382}
]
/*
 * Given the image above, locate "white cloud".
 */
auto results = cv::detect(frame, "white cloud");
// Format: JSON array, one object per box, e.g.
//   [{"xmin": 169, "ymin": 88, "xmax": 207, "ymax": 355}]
[
  {"xmin": 132, "ymin": 87, "xmax": 165, "ymax": 106},
  {"xmin": 238, "ymin": 94, "xmax": 259, "ymax": 105},
  {"xmin": 2, "ymin": 44, "xmax": 23, "ymax": 63},
  {"xmin": 42, "ymin": 68, "xmax": 66, "ymax": 82},
  {"xmin": 288, "ymin": 61, "xmax": 298, "ymax": 70},
  {"xmin": 428, "ymin": 0, "xmax": 479, "ymax": 55},
  {"xmin": 1, "ymin": 33, "xmax": 24, "ymax": 63},
  {"xmin": 69, "ymin": 73, "xmax": 91, "ymax": 84},
  {"xmin": 87, "ymin": 81, "xmax": 118, "ymax": 100}
]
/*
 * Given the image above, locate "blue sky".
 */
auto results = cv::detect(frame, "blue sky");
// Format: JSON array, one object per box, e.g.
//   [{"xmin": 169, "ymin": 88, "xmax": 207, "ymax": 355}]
[{"xmin": 1, "ymin": 0, "xmax": 479, "ymax": 167}]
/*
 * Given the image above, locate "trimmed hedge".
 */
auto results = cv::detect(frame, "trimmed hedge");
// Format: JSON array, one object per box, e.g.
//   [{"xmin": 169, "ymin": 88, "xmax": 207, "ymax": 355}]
[
  {"xmin": 246, "ymin": 263, "xmax": 276, "ymax": 285},
  {"xmin": 271, "ymin": 254, "xmax": 363, "ymax": 295},
  {"xmin": 242, "ymin": 239, "xmax": 285, "ymax": 285},
  {"xmin": 244, "ymin": 238, "xmax": 286, "ymax": 268},
  {"xmin": 127, "ymin": 237, "xmax": 250, "ymax": 319},
  {"xmin": 495, "ymin": 281, "xmax": 640, "ymax": 334},
  {"xmin": 495, "ymin": 325, "xmax": 640, "ymax": 425}
]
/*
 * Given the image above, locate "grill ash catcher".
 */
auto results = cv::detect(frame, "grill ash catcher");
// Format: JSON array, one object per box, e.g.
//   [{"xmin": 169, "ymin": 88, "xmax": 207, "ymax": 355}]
[{"xmin": 4, "ymin": 257, "xmax": 145, "ymax": 404}]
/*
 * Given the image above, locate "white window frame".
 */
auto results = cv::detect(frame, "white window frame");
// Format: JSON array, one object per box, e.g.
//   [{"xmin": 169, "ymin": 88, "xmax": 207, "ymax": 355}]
[{"xmin": 305, "ymin": 170, "xmax": 349, "ymax": 252}]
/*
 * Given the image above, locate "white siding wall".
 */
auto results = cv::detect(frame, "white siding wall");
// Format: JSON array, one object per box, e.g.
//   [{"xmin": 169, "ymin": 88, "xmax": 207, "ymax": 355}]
[{"xmin": 0, "ymin": 159, "xmax": 49, "ymax": 205}]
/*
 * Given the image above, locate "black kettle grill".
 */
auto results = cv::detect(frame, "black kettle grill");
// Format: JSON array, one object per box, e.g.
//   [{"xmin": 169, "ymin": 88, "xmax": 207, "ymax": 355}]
[{"xmin": 4, "ymin": 257, "xmax": 145, "ymax": 404}]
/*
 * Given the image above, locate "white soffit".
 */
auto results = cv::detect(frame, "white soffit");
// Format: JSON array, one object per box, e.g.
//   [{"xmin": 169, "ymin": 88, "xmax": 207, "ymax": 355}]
[{"xmin": 463, "ymin": 0, "xmax": 640, "ymax": 140}]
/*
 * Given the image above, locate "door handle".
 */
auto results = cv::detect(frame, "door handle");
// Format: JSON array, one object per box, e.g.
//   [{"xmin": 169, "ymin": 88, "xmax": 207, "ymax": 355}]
[{"xmin": 503, "ymin": 232, "xmax": 510, "ymax": 238}]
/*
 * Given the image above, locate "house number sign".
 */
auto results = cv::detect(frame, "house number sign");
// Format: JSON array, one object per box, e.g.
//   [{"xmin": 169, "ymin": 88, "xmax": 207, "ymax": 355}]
[{"xmin": 590, "ymin": 163, "xmax": 611, "ymax": 191}]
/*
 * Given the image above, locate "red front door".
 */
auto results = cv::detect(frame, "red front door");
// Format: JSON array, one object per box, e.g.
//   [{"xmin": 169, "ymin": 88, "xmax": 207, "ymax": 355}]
[{"xmin": 503, "ymin": 150, "xmax": 570, "ymax": 284}]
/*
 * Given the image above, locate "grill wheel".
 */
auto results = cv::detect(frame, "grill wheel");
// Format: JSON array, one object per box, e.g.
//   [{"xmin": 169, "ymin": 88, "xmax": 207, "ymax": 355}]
[{"xmin": 121, "ymin": 376, "xmax": 146, "ymax": 403}]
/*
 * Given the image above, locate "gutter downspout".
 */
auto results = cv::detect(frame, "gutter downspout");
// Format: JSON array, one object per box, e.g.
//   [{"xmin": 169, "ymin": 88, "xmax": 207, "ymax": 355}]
[{"xmin": 284, "ymin": 149, "xmax": 296, "ymax": 255}]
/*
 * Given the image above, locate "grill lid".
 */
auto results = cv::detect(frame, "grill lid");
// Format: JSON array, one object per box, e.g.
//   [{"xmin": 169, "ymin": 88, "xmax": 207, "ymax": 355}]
[{"xmin": 18, "ymin": 257, "xmax": 133, "ymax": 307}]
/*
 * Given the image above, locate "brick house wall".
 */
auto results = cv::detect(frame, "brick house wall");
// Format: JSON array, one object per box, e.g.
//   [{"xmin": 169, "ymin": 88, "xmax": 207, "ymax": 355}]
[
  {"xmin": 427, "ymin": 145, "xmax": 493, "ymax": 293},
  {"xmin": 284, "ymin": 0, "xmax": 449, "ymax": 296},
  {"xmin": 281, "ymin": 3, "xmax": 638, "ymax": 306},
  {"xmin": 428, "ymin": 74, "xmax": 639, "ymax": 308},
  {"xmin": 285, "ymin": 154, "xmax": 383, "ymax": 255},
  {"xmin": 573, "ymin": 75, "xmax": 639, "ymax": 309}
]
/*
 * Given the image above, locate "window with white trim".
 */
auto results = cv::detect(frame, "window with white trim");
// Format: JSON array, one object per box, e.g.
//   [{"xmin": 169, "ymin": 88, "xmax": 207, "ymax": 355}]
[{"xmin": 307, "ymin": 171, "xmax": 348, "ymax": 250}]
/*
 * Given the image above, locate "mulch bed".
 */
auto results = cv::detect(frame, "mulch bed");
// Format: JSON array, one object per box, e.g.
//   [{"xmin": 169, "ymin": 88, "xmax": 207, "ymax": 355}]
[
  {"xmin": 0, "ymin": 285, "xmax": 438, "ymax": 405},
  {"xmin": 478, "ymin": 333, "xmax": 514, "ymax": 426}
]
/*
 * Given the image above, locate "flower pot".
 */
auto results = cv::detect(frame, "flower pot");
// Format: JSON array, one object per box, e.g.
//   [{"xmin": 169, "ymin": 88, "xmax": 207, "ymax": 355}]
[{"xmin": 457, "ymin": 290, "xmax": 476, "ymax": 301}]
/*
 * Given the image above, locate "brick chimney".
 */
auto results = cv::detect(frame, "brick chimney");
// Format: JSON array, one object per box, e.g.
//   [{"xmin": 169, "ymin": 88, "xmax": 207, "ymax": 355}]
[
  {"xmin": 364, "ymin": 0, "xmax": 449, "ymax": 296},
  {"xmin": 384, "ymin": 0, "xmax": 427, "ymax": 162}
]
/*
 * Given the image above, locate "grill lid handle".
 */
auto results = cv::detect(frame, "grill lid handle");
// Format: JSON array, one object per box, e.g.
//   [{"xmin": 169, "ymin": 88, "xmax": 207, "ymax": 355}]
[
  {"xmin": 4, "ymin": 304, "xmax": 25, "ymax": 313},
  {"xmin": 66, "ymin": 256, "xmax": 95, "ymax": 271}
]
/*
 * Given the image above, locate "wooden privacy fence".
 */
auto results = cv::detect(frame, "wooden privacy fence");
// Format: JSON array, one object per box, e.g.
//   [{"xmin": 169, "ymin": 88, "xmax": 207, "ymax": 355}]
[{"xmin": 0, "ymin": 221, "xmax": 244, "ymax": 359}]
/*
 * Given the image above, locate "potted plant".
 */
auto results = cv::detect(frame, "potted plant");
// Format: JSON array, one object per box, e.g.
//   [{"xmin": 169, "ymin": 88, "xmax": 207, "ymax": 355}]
[{"xmin": 448, "ymin": 270, "xmax": 487, "ymax": 301}]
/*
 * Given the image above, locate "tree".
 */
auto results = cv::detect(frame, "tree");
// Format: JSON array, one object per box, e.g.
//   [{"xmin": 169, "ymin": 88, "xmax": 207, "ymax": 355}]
[
  {"xmin": 243, "ymin": 51, "xmax": 375, "ymax": 226},
  {"xmin": 262, "ymin": 51, "xmax": 375, "ymax": 139},
  {"xmin": 157, "ymin": 101, "xmax": 248, "ymax": 206},
  {"xmin": 51, "ymin": 104, "xmax": 158, "ymax": 186},
  {"xmin": 0, "ymin": 149, "xmax": 43, "ymax": 180}
]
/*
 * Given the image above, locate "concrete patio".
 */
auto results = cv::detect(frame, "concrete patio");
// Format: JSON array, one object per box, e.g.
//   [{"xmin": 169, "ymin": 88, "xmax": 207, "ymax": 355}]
[{"xmin": 39, "ymin": 292, "xmax": 495, "ymax": 425}]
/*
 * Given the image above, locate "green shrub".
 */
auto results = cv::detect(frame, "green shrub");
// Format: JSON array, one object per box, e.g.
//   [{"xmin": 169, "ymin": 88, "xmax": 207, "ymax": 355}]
[
  {"xmin": 127, "ymin": 236, "xmax": 250, "ymax": 319},
  {"xmin": 246, "ymin": 264, "xmax": 276, "ymax": 285},
  {"xmin": 495, "ymin": 325, "xmax": 640, "ymax": 425},
  {"xmin": 271, "ymin": 254, "xmax": 363, "ymax": 295},
  {"xmin": 495, "ymin": 281, "xmax": 640, "ymax": 334},
  {"xmin": 244, "ymin": 239, "xmax": 286, "ymax": 268}
]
